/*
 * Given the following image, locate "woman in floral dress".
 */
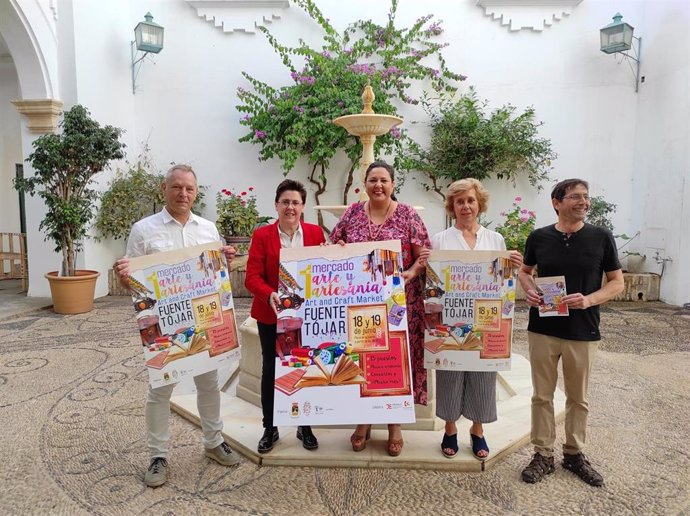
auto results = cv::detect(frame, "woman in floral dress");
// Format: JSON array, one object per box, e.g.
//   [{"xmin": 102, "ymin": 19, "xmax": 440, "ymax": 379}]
[{"xmin": 330, "ymin": 160, "xmax": 430, "ymax": 456}]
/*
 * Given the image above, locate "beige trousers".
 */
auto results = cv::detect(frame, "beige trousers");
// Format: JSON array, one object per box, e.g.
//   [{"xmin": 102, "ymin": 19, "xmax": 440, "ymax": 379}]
[{"xmin": 528, "ymin": 332, "xmax": 599, "ymax": 457}]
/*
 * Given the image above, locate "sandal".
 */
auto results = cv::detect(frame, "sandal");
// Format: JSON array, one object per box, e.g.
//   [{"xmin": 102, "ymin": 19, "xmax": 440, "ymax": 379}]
[
  {"xmin": 521, "ymin": 452, "xmax": 555, "ymax": 484},
  {"xmin": 350, "ymin": 425, "xmax": 371, "ymax": 452},
  {"xmin": 387, "ymin": 437, "xmax": 404, "ymax": 457},
  {"xmin": 562, "ymin": 453, "xmax": 604, "ymax": 487},
  {"xmin": 440, "ymin": 433, "xmax": 458, "ymax": 459},
  {"xmin": 470, "ymin": 433, "xmax": 490, "ymax": 460}
]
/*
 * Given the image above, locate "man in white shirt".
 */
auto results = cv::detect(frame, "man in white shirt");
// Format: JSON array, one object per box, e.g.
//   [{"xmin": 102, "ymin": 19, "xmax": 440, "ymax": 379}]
[{"xmin": 114, "ymin": 164, "xmax": 239, "ymax": 487}]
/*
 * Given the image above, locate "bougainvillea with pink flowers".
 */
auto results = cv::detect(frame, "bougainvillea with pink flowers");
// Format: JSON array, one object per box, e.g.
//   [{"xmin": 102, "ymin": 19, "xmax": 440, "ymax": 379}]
[{"xmin": 236, "ymin": 0, "xmax": 464, "ymax": 228}]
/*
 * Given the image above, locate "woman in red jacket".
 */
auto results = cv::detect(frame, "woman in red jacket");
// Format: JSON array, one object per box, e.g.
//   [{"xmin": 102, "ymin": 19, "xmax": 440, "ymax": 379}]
[{"xmin": 245, "ymin": 179, "xmax": 325, "ymax": 453}]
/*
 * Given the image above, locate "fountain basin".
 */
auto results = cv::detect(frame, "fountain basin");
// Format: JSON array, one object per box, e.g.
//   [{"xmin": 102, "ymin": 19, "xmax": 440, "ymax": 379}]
[{"xmin": 334, "ymin": 113, "xmax": 403, "ymax": 137}]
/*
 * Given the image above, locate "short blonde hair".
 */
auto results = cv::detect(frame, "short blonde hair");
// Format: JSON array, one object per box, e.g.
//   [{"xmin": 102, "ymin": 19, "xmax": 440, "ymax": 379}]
[{"xmin": 444, "ymin": 178, "xmax": 490, "ymax": 218}]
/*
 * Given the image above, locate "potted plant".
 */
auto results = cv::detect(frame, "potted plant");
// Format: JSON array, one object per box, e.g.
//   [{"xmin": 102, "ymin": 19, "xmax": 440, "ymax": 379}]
[
  {"xmin": 14, "ymin": 105, "xmax": 125, "ymax": 313},
  {"xmin": 216, "ymin": 186, "xmax": 271, "ymax": 253}
]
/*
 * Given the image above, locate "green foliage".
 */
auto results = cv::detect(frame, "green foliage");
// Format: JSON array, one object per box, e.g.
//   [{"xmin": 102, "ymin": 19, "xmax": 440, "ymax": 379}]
[
  {"xmin": 236, "ymin": 0, "xmax": 464, "ymax": 227},
  {"xmin": 586, "ymin": 195, "xmax": 643, "ymax": 262},
  {"xmin": 95, "ymin": 152, "xmax": 206, "ymax": 242},
  {"xmin": 494, "ymin": 196, "xmax": 537, "ymax": 254},
  {"xmin": 410, "ymin": 89, "xmax": 556, "ymax": 199},
  {"xmin": 586, "ymin": 195, "xmax": 615, "ymax": 231},
  {"xmin": 216, "ymin": 186, "xmax": 272, "ymax": 238},
  {"xmin": 14, "ymin": 105, "xmax": 125, "ymax": 276}
]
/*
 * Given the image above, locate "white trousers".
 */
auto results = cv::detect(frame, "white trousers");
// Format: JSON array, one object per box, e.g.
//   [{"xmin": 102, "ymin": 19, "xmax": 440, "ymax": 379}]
[{"xmin": 146, "ymin": 369, "xmax": 224, "ymax": 459}]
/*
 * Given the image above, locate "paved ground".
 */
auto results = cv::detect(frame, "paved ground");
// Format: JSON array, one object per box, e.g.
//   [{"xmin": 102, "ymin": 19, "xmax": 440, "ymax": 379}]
[{"xmin": 1, "ymin": 290, "xmax": 689, "ymax": 515}]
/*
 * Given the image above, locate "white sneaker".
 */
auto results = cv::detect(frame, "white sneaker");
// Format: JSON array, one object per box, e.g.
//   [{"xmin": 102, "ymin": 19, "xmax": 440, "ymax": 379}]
[
  {"xmin": 205, "ymin": 442, "xmax": 240, "ymax": 466},
  {"xmin": 144, "ymin": 457, "xmax": 168, "ymax": 487}
]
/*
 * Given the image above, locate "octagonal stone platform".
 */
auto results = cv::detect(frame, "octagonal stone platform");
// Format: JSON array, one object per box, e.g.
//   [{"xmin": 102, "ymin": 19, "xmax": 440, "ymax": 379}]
[{"xmin": 171, "ymin": 317, "xmax": 565, "ymax": 472}]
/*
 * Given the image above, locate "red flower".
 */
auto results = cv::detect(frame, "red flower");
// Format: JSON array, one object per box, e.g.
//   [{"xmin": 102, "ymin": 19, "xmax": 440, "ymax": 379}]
[
  {"xmin": 241, "ymin": 191, "xmax": 247, "ymax": 196},
  {"xmin": 248, "ymin": 187, "xmax": 254, "ymax": 191},
  {"xmin": 355, "ymin": 188, "xmax": 360, "ymax": 194}
]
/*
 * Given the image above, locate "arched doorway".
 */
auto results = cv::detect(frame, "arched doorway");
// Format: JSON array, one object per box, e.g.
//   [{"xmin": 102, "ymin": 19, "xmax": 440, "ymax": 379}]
[{"xmin": 0, "ymin": 0, "xmax": 61, "ymax": 297}]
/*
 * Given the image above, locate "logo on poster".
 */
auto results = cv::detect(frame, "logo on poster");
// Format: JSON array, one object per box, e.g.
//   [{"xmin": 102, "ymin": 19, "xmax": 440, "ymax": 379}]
[{"xmin": 291, "ymin": 402, "xmax": 299, "ymax": 417}]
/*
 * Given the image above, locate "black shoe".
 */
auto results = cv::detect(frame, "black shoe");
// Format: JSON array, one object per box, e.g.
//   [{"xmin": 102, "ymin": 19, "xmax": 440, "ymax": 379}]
[
  {"xmin": 257, "ymin": 427, "xmax": 279, "ymax": 454},
  {"xmin": 562, "ymin": 453, "xmax": 604, "ymax": 487},
  {"xmin": 296, "ymin": 426, "xmax": 318, "ymax": 450},
  {"xmin": 521, "ymin": 452, "xmax": 555, "ymax": 484}
]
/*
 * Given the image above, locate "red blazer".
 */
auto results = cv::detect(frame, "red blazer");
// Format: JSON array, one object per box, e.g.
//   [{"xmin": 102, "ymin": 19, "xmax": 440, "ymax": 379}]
[{"xmin": 245, "ymin": 220, "xmax": 325, "ymax": 324}]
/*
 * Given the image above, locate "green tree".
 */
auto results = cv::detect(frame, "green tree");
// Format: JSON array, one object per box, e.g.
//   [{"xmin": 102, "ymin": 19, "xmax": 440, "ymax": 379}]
[
  {"xmin": 410, "ymin": 89, "xmax": 556, "ymax": 199},
  {"xmin": 586, "ymin": 195, "xmax": 616, "ymax": 231},
  {"xmin": 95, "ymin": 149, "xmax": 206, "ymax": 242},
  {"xmin": 14, "ymin": 105, "xmax": 125, "ymax": 276},
  {"xmin": 236, "ymin": 0, "xmax": 464, "ymax": 228}
]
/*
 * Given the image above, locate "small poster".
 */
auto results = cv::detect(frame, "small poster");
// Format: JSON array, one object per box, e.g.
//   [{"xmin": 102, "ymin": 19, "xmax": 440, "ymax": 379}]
[
  {"xmin": 423, "ymin": 250, "xmax": 514, "ymax": 371},
  {"xmin": 535, "ymin": 275, "xmax": 569, "ymax": 317},
  {"xmin": 273, "ymin": 240, "xmax": 415, "ymax": 426},
  {"xmin": 127, "ymin": 242, "xmax": 240, "ymax": 388}
]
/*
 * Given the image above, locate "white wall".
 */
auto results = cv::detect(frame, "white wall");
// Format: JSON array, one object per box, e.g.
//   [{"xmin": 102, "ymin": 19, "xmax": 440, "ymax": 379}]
[
  {"xmin": 631, "ymin": 1, "xmax": 690, "ymax": 304},
  {"xmin": 6, "ymin": 0, "xmax": 690, "ymax": 305}
]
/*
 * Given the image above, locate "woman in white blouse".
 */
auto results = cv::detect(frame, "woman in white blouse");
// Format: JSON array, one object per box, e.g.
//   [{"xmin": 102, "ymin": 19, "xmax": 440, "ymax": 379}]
[{"xmin": 432, "ymin": 178, "xmax": 523, "ymax": 460}]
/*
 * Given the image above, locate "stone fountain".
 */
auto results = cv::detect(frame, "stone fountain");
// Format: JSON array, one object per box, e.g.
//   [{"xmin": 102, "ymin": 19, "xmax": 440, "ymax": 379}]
[{"xmin": 314, "ymin": 83, "xmax": 403, "ymax": 217}]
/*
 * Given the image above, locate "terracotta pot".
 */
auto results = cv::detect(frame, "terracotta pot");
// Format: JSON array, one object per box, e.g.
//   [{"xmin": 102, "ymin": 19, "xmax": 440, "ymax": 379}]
[{"xmin": 45, "ymin": 270, "xmax": 100, "ymax": 314}]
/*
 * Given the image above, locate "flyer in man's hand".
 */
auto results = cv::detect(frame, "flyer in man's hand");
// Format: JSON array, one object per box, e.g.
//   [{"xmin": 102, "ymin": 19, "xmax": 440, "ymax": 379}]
[{"xmin": 535, "ymin": 276, "xmax": 569, "ymax": 317}]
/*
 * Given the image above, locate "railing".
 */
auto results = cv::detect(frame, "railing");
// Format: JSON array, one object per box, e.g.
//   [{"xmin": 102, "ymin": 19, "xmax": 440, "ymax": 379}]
[{"xmin": 0, "ymin": 232, "xmax": 28, "ymax": 292}]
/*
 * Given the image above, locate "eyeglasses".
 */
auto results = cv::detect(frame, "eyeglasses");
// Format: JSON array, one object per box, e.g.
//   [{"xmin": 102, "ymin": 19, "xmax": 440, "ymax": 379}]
[
  {"xmin": 562, "ymin": 194, "xmax": 590, "ymax": 201},
  {"xmin": 278, "ymin": 200, "xmax": 303, "ymax": 207}
]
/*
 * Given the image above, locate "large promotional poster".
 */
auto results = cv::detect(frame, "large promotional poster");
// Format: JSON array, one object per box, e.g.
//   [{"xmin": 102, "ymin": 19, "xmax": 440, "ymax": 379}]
[
  {"xmin": 274, "ymin": 240, "xmax": 415, "ymax": 426},
  {"xmin": 127, "ymin": 242, "xmax": 240, "ymax": 388},
  {"xmin": 423, "ymin": 250, "xmax": 514, "ymax": 371}
]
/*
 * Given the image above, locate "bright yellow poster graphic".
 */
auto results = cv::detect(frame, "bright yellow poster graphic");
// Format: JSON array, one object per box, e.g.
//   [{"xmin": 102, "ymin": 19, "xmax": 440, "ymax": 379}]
[
  {"xmin": 192, "ymin": 292, "xmax": 224, "ymax": 331},
  {"xmin": 347, "ymin": 304, "xmax": 390, "ymax": 352},
  {"xmin": 473, "ymin": 299, "xmax": 502, "ymax": 332}
]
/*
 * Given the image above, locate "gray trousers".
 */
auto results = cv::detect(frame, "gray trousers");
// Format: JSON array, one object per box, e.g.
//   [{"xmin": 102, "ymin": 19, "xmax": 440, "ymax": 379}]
[{"xmin": 435, "ymin": 370, "xmax": 497, "ymax": 423}]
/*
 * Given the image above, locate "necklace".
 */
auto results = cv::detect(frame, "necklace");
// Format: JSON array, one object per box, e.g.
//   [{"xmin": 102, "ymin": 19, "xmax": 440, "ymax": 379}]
[{"xmin": 367, "ymin": 200, "xmax": 393, "ymax": 241}]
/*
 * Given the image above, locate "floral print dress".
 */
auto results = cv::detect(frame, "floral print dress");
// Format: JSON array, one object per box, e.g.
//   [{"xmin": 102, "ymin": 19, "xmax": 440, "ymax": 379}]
[{"xmin": 331, "ymin": 202, "xmax": 431, "ymax": 405}]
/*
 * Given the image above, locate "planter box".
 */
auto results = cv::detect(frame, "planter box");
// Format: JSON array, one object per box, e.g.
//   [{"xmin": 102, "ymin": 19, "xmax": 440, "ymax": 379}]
[
  {"xmin": 108, "ymin": 269, "xmax": 130, "ymax": 296},
  {"xmin": 229, "ymin": 254, "xmax": 252, "ymax": 298},
  {"xmin": 612, "ymin": 272, "xmax": 660, "ymax": 301}
]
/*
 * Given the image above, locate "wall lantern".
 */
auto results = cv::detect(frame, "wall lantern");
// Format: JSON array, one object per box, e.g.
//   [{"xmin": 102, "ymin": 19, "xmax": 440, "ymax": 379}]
[
  {"xmin": 131, "ymin": 12, "xmax": 164, "ymax": 94},
  {"xmin": 600, "ymin": 13, "xmax": 641, "ymax": 92}
]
